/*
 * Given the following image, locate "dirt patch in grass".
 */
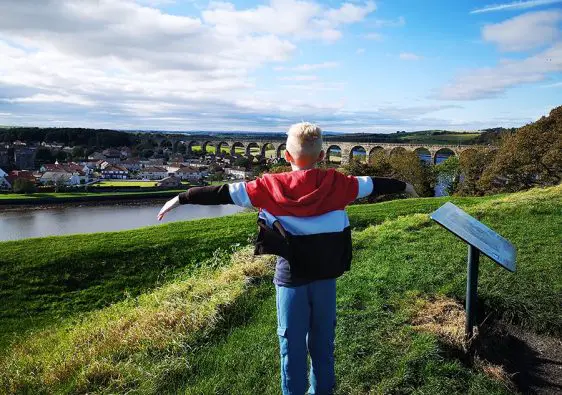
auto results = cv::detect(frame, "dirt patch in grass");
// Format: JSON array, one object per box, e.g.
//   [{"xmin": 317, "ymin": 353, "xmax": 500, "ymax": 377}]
[
  {"xmin": 474, "ymin": 322, "xmax": 562, "ymax": 395},
  {"xmin": 411, "ymin": 295, "xmax": 562, "ymax": 394},
  {"xmin": 411, "ymin": 295, "xmax": 467, "ymax": 349}
]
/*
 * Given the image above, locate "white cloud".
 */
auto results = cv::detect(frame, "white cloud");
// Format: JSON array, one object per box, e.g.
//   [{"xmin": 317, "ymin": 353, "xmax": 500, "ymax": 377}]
[
  {"xmin": 202, "ymin": 0, "xmax": 375, "ymax": 42},
  {"xmin": 0, "ymin": 0, "xmax": 377, "ymax": 130},
  {"xmin": 438, "ymin": 42, "xmax": 562, "ymax": 100},
  {"xmin": 278, "ymin": 75, "xmax": 318, "ymax": 81},
  {"xmin": 482, "ymin": 10, "xmax": 562, "ymax": 51},
  {"xmin": 3, "ymin": 94, "xmax": 95, "ymax": 107},
  {"xmin": 364, "ymin": 32, "xmax": 383, "ymax": 41},
  {"xmin": 371, "ymin": 16, "xmax": 405, "ymax": 28},
  {"xmin": 280, "ymin": 82, "xmax": 345, "ymax": 91},
  {"xmin": 274, "ymin": 62, "xmax": 340, "ymax": 71},
  {"xmin": 470, "ymin": 0, "xmax": 562, "ymax": 14},
  {"xmin": 324, "ymin": 1, "xmax": 376, "ymax": 24},
  {"xmin": 135, "ymin": 0, "xmax": 177, "ymax": 5},
  {"xmin": 399, "ymin": 52, "xmax": 422, "ymax": 61}
]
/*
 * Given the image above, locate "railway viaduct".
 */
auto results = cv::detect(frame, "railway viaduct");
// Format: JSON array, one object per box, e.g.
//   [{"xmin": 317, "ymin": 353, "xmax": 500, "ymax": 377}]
[{"xmin": 149, "ymin": 136, "xmax": 488, "ymax": 165}]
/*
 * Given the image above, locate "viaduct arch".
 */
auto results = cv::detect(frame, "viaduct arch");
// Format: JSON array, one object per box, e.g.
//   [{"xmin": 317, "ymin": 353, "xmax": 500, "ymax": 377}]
[{"xmin": 149, "ymin": 136, "xmax": 486, "ymax": 165}]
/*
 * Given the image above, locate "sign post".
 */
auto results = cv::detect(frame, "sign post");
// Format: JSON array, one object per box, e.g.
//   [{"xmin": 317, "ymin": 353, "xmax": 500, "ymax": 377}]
[{"xmin": 430, "ymin": 202, "xmax": 516, "ymax": 340}]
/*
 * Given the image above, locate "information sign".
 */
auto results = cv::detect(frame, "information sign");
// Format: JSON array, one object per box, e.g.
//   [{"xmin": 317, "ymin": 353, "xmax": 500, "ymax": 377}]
[
  {"xmin": 430, "ymin": 202, "xmax": 516, "ymax": 272},
  {"xmin": 430, "ymin": 202, "xmax": 517, "ymax": 339}
]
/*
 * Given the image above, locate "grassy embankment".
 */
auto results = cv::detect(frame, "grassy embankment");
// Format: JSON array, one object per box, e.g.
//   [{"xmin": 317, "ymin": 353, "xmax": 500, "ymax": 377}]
[
  {"xmin": 0, "ymin": 186, "xmax": 560, "ymax": 394},
  {"xmin": 0, "ymin": 190, "xmax": 186, "ymax": 201},
  {"xmin": 95, "ymin": 181, "xmax": 189, "ymax": 188}
]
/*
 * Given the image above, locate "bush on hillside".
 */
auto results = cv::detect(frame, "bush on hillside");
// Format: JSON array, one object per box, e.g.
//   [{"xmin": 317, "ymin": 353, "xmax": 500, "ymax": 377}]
[
  {"xmin": 457, "ymin": 149, "xmax": 497, "ymax": 196},
  {"xmin": 478, "ymin": 106, "xmax": 562, "ymax": 193},
  {"xmin": 341, "ymin": 151, "xmax": 436, "ymax": 197}
]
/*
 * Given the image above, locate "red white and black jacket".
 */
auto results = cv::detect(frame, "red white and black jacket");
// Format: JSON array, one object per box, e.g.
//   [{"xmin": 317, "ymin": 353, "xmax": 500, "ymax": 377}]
[{"xmin": 178, "ymin": 168, "xmax": 406, "ymax": 283}]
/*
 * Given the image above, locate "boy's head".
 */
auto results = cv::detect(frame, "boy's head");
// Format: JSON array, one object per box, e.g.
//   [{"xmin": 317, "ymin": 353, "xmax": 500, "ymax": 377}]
[{"xmin": 285, "ymin": 122, "xmax": 325, "ymax": 169}]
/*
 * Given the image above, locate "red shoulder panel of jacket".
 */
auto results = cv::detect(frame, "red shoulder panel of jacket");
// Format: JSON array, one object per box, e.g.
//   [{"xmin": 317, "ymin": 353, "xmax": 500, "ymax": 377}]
[{"xmin": 245, "ymin": 168, "xmax": 358, "ymax": 217}]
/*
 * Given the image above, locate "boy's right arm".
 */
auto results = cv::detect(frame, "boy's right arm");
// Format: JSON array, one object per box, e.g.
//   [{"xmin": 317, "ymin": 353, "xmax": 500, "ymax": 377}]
[{"xmin": 157, "ymin": 182, "xmax": 253, "ymax": 221}]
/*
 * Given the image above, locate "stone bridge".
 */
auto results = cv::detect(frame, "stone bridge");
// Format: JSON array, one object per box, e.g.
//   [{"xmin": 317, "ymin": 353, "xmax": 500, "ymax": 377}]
[{"xmin": 149, "ymin": 135, "xmax": 488, "ymax": 165}]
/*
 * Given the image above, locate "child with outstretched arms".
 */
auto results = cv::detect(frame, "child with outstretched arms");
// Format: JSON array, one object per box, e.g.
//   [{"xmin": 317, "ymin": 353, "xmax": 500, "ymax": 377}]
[{"xmin": 158, "ymin": 123, "xmax": 418, "ymax": 394}]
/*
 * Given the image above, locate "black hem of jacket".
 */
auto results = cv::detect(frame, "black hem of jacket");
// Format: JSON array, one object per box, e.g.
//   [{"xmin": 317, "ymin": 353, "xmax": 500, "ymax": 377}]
[{"xmin": 254, "ymin": 218, "xmax": 352, "ymax": 282}]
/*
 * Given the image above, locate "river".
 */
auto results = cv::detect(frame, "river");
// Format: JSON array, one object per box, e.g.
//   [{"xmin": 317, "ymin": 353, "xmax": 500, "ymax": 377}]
[
  {"xmin": 1, "ymin": 152, "xmax": 456, "ymax": 242},
  {"xmin": 0, "ymin": 203, "xmax": 245, "ymax": 242}
]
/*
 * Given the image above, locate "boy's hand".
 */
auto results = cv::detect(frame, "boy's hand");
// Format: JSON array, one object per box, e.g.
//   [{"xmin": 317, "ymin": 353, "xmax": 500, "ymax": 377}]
[
  {"xmin": 404, "ymin": 183, "xmax": 419, "ymax": 198},
  {"xmin": 157, "ymin": 196, "xmax": 180, "ymax": 221}
]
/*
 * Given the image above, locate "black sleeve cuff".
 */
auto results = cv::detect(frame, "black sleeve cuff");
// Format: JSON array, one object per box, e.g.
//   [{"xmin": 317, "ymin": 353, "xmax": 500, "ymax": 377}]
[
  {"xmin": 370, "ymin": 177, "xmax": 407, "ymax": 195},
  {"xmin": 178, "ymin": 184, "xmax": 234, "ymax": 205}
]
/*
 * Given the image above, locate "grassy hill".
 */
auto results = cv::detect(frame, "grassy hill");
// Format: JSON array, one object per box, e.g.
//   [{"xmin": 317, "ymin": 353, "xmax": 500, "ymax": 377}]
[
  {"xmin": 0, "ymin": 186, "xmax": 560, "ymax": 394},
  {"xmin": 398, "ymin": 132, "xmax": 481, "ymax": 145}
]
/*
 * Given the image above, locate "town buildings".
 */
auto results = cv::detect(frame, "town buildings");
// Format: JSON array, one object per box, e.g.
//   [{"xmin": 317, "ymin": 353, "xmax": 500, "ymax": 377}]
[
  {"xmin": 0, "ymin": 168, "xmax": 11, "ymax": 190},
  {"xmin": 13, "ymin": 147, "xmax": 36, "ymax": 170},
  {"xmin": 225, "ymin": 167, "xmax": 253, "ymax": 179},
  {"xmin": 100, "ymin": 164, "xmax": 129, "ymax": 179},
  {"xmin": 157, "ymin": 175, "xmax": 181, "ymax": 188},
  {"xmin": 139, "ymin": 166, "xmax": 168, "ymax": 180}
]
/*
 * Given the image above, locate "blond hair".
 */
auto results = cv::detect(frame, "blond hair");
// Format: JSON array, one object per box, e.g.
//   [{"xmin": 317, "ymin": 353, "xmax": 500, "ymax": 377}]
[{"xmin": 286, "ymin": 122, "xmax": 323, "ymax": 159}]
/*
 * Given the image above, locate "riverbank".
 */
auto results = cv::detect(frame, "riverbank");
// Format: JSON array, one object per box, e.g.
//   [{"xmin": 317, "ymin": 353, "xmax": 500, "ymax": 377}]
[
  {"xmin": 0, "ymin": 190, "xmax": 184, "ymax": 207},
  {"xmin": 0, "ymin": 197, "xmax": 172, "ymax": 212},
  {"xmin": 1, "ymin": 186, "xmax": 560, "ymax": 394}
]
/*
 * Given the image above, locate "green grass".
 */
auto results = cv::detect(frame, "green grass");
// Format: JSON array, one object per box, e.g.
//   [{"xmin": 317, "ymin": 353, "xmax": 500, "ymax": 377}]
[
  {"xmin": 0, "ymin": 186, "xmax": 560, "ymax": 394},
  {"xmin": 400, "ymin": 133, "xmax": 480, "ymax": 145},
  {"xmin": 0, "ymin": 190, "xmax": 187, "ymax": 200},
  {"xmin": 190, "ymin": 145, "xmax": 216, "ymax": 154},
  {"xmin": 96, "ymin": 181, "xmax": 159, "ymax": 187}
]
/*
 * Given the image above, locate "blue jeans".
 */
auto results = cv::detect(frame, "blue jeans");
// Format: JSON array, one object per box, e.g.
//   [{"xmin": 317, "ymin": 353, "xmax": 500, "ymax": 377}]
[{"xmin": 275, "ymin": 279, "xmax": 337, "ymax": 395}]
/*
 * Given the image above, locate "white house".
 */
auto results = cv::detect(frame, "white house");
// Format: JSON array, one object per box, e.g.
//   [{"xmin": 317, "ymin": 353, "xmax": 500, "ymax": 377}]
[
  {"xmin": 101, "ymin": 164, "xmax": 129, "ymax": 179},
  {"xmin": 139, "ymin": 166, "xmax": 168, "ymax": 180},
  {"xmin": 40, "ymin": 162, "xmax": 90, "ymax": 184},
  {"xmin": 0, "ymin": 168, "xmax": 11, "ymax": 190},
  {"xmin": 40, "ymin": 171, "xmax": 81, "ymax": 186},
  {"xmin": 174, "ymin": 165, "xmax": 203, "ymax": 182},
  {"xmin": 81, "ymin": 160, "xmax": 100, "ymax": 171},
  {"xmin": 225, "ymin": 167, "xmax": 253, "ymax": 179}
]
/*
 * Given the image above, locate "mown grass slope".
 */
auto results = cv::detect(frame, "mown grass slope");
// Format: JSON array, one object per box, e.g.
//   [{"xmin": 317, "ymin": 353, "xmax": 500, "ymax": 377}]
[{"xmin": 0, "ymin": 186, "xmax": 560, "ymax": 394}]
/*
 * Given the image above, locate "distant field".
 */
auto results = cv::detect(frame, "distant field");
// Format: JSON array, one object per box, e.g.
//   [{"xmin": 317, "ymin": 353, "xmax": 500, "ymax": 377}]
[
  {"xmin": 191, "ymin": 145, "xmax": 216, "ymax": 154},
  {"xmin": 190, "ymin": 146, "xmax": 280, "ymax": 157},
  {"xmin": 0, "ymin": 190, "xmax": 185, "ymax": 201},
  {"xmin": 96, "ymin": 181, "xmax": 158, "ymax": 187},
  {"xmin": 400, "ymin": 133, "xmax": 480, "ymax": 145}
]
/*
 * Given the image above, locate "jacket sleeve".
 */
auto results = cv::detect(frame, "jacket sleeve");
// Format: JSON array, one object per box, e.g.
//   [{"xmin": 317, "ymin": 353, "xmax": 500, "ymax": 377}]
[
  {"xmin": 355, "ymin": 176, "xmax": 407, "ymax": 199},
  {"xmin": 178, "ymin": 184, "xmax": 234, "ymax": 205}
]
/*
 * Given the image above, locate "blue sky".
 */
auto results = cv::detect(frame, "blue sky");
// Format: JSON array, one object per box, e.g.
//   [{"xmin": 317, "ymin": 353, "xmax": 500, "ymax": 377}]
[{"xmin": 0, "ymin": 0, "xmax": 560, "ymax": 132}]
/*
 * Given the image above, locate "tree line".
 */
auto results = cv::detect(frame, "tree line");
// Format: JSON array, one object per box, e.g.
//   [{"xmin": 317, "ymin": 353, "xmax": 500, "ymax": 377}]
[
  {"xmin": 0, "ymin": 127, "xmax": 135, "ymax": 148},
  {"xmin": 339, "ymin": 105, "xmax": 561, "ymax": 197}
]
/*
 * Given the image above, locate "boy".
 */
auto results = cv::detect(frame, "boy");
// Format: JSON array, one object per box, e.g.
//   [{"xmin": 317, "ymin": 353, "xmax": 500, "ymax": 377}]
[{"xmin": 157, "ymin": 123, "xmax": 418, "ymax": 394}]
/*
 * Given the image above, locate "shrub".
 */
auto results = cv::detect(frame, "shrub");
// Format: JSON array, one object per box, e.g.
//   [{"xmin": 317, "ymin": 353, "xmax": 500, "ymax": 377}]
[{"xmin": 12, "ymin": 178, "xmax": 36, "ymax": 194}]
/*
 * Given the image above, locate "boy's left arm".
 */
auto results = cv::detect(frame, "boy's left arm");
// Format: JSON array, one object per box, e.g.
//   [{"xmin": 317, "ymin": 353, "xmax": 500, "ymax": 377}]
[{"xmin": 355, "ymin": 176, "xmax": 418, "ymax": 200}]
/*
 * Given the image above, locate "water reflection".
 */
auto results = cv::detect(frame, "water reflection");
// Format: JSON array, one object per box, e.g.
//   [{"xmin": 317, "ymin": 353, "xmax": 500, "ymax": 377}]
[{"xmin": 0, "ymin": 204, "xmax": 245, "ymax": 241}]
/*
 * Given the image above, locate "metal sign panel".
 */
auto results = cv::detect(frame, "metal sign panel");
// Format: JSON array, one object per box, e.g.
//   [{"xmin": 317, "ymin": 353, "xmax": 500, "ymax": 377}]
[{"xmin": 430, "ymin": 202, "xmax": 516, "ymax": 272}]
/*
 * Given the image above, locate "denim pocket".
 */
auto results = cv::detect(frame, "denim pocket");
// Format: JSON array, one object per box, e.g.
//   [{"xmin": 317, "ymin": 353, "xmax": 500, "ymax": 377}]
[{"xmin": 277, "ymin": 327, "xmax": 288, "ymax": 356}]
